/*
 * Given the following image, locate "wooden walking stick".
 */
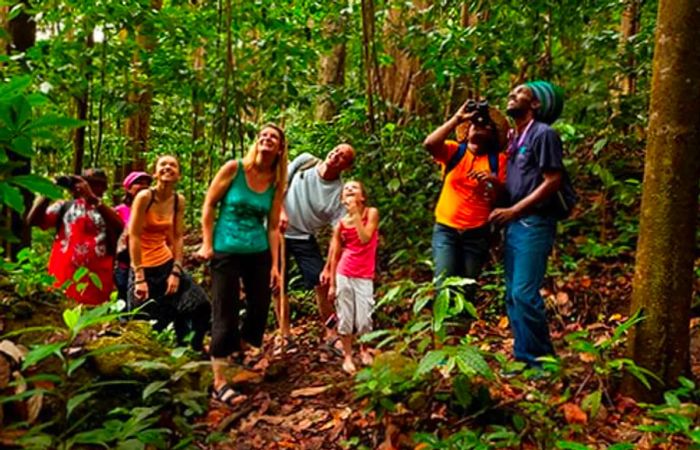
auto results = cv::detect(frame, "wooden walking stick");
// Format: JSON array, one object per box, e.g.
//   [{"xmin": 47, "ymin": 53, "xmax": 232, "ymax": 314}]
[{"xmin": 277, "ymin": 234, "xmax": 290, "ymax": 342}]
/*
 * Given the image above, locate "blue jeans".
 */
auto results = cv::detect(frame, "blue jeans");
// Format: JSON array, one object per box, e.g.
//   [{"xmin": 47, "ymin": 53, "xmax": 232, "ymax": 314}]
[
  {"xmin": 504, "ymin": 215, "xmax": 556, "ymax": 366},
  {"xmin": 432, "ymin": 223, "xmax": 490, "ymax": 294}
]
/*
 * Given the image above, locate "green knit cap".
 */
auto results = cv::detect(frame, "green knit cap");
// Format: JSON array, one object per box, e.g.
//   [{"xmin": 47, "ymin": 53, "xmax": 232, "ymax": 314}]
[{"xmin": 525, "ymin": 81, "xmax": 564, "ymax": 124}]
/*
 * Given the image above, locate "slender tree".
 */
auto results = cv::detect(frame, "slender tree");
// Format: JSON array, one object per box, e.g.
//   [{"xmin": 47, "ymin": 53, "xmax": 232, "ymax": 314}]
[
  {"xmin": 315, "ymin": 13, "xmax": 347, "ymax": 121},
  {"xmin": 72, "ymin": 29, "xmax": 94, "ymax": 174},
  {"xmin": 4, "ymin": 0, "xmax": 35, "ymax": 259},
  {"xmin": 124, "ymin": 0, "xmax": 162, "ymax": 172},
  {"xmin": 622, "ymin": 0, "xmax": 700, "ymax": 402},
  {"xmin": 619, "ymin": 0, "xmax": 641, "ymax": 96}
]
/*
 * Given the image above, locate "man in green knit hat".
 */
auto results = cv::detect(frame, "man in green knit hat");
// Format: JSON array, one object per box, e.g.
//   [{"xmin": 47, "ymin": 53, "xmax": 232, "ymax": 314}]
[{"xmin": 490, "ymin": 80, "xmax": 575, "ymax": 367}]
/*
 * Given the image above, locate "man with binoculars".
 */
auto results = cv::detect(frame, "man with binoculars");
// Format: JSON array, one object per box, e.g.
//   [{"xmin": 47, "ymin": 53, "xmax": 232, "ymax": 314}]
[{"xmin": 423, "ymin": 98, "xmax": 509, "ymax": 294}]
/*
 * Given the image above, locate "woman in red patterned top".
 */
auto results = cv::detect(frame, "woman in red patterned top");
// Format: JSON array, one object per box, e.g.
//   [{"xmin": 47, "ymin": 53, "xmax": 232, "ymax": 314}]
[{"xmin": 27, "ymin": 169, "xmax": 124, "ymax": 305}]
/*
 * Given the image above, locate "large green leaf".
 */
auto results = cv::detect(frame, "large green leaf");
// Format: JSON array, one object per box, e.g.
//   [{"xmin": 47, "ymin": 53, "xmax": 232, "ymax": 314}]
[
  {"xmin": 9, "ymin": 135, "xmax": 32, "ymax": 157},
  {"xmin": 67, "ymin": 391, "xmax": 97, "ymax": 418},
  {"xmin": 11, "ymin": 174, "xmax": 63, "ymax": 199},
  {"xmin": 416, "ymin": 349, "xmax": 446, "ymax": 376},
  {"xmin": 0, "ymin": 181, "xmax": 25, "ymax": 213},
  {"xmin": 0, "ymin": 75, "xmax": 31, "ymax": 99},
  {"xmin": 432, "ymin": 288, "xmax": 449, "ymax": 332},
  {"xmin": 22, "ymin": 342, "xmax": 67, "ymax": 369},
  {"xmin": 27, "ymin": 114, "xmax": 85, "ymax": 131}
]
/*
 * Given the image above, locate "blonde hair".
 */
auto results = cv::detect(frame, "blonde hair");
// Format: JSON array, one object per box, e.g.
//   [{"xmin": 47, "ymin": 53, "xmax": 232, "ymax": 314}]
[{"xmin": 242, "ymin": 123, "xmax": 288, "ymax": 189}]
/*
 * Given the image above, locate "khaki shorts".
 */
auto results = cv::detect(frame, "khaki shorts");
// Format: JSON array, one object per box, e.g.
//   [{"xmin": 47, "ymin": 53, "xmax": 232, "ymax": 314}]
[{"xmin": 335, "ymin": 274, "xmax": 374, "ymax": 336}]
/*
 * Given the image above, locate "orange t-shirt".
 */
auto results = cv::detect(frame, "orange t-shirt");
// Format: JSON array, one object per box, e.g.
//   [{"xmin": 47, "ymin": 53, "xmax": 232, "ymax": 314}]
[
  {"xmin": 140, "ymin": 208, "xmax": 174, "ymax": 267},
  {"xmin": 435, "ymin": 140, "xmax": 507, "ymax": 230}
]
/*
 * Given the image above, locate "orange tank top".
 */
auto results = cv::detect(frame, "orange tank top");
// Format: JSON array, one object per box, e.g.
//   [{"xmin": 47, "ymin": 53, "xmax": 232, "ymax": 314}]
[{"xmin": 140, "ymin": 207, "xmax": 173, "ymax": 267}]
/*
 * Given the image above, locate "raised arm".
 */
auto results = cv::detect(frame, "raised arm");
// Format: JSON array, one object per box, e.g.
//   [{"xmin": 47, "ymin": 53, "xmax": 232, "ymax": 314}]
[
  {"xmin": 423, "ymin": 101, "xmax": 473, "ymax": 160},
  {"xmin": 26, "ymin": 197, "xmax": 53, "ymax": 229},
  {"xmin": 349, "ymin": 207, "xmax": 379, "ymax": 244},
  {"xmin": 197, "ymin": 160, "xmax": 238, "ymax": 260}
]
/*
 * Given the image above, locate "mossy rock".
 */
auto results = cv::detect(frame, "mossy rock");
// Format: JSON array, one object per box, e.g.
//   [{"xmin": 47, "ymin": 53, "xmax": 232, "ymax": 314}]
[
  {"xmin": 86, "ymin": 321, "xmax": 171, "ymax": 379},
  {"xmin": 372, "ymin": 351, "xmax": 417, "ymax": 379}
]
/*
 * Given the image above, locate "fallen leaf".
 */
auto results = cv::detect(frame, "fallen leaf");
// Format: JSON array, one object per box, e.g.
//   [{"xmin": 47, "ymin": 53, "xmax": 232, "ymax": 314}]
[
  {"xmin": 556, "ymin": 291, "xmax": 570, "ymax": 306},
  {"xmin": 290, "ymin": 385, "xmax": 332, "ymax": 398},
  {"xmin": 231, "ymin": 369, "xmax": 263, "ymax": 385},
  {"xmin": 498, "ymin": 316, "xmax": 509, "ymax": 329},
  {"xmin": 579, "ymin": 352, "xmax": 597, "ymax": 363},
  {"xmin": 0, "ymin": 340, "xmax": 25, "ymax": 364},
  {"xmin": 562, "ymin": 402, "xmax": 588, "ymax": 425}
]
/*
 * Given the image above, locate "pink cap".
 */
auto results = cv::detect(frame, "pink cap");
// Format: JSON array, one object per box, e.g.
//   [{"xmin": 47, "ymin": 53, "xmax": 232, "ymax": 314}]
[{"xmin": 122, "ymin": 171, "xmax": 152, "ymax": 189}]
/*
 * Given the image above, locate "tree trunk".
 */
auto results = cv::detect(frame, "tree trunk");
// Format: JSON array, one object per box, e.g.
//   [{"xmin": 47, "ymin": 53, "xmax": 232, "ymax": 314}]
[
  {"xmin": 220, "ymin": 0, "xmax": 233, "ymax": 157},
  {"xmin": 360, "ymin": 0, "xmax": 377, "ymax": 135},
  {"xmin": 619, "ymin": 0, "xmax": 641, "ymax": 95},
  {"xmin": 315, "ymin": 15, "xmax": 347, "ymax": 121},
  {"xmin": 6, "ymin": 0, "xmax": 34, "ymax": 54},
  {"xmin": 380, "ymin": 0, "xmax": 432, "ymax": 122},
  {"xmin": 73, "ymin": 30, "xmax": 94, "ymax": 174},
  {"xmin": 622, "ymin": 0, "xmax": 700, "ymax": 402},
  {"xmin": 4, "ymin": 0, "xmax": 35, "ymax": 259},
  {"xmin": 124, "ymin": 0, "xmax": 162, "ymax": 172},
  {"xmin": 446, "ymin": 1, "xmax": 479, "ymax": 119}
]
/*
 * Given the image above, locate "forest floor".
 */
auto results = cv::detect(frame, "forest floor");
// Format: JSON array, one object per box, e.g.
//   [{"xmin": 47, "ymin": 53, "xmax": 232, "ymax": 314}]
[
  {"xmin": 3, "ymin": 240, "xmax": 700, "ymax": 449},
  {"xmin": 202, "ymin": 305, "xmax": 700, "ymax": 450}
]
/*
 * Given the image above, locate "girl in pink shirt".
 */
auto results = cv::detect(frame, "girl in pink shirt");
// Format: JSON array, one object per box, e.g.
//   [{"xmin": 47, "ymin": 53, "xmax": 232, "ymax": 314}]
[{"xmin": 328, "ymin": 180, "xmax": 379, "ymax": 374}]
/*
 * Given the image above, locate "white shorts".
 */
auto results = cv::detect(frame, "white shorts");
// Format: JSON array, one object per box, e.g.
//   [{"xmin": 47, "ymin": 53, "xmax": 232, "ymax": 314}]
[{"xmin": 335, "ymin": 274, "xmax": 374, "ymax": 336}]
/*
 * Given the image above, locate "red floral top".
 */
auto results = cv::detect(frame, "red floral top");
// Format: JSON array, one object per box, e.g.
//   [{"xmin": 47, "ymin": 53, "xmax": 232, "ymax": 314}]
[{"xmin": 42, "ymin": 199, "xmax": 114, "ymax": 305}]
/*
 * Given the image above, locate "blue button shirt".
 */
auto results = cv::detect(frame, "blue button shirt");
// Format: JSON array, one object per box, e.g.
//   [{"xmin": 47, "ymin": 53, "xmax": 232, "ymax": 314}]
[{"xmin": 505, "ymin": 121, "xmax": 565, "ymax": 218}]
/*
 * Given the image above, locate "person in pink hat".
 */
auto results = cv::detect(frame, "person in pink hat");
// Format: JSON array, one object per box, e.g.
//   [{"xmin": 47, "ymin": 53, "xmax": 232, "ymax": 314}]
[{"xmin": 113, "ymin": 171, "xmax": 152, "ymax": 302}]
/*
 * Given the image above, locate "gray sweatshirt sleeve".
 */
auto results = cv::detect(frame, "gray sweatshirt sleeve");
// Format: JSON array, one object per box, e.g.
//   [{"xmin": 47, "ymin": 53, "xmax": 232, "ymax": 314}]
[{"xmin": 287, "ymin": 153, "xmax": 316, "ymax": 185}]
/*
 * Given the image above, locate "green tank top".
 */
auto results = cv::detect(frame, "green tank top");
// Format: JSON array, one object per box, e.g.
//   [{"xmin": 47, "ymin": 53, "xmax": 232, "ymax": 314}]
[{"xmin": 213, "ymin": 160, "xmax": 275, "ymax": 254}]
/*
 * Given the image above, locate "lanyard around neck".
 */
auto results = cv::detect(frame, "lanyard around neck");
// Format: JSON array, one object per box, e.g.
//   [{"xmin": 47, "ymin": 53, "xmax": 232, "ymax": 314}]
[{"xmin": 515, "ymin": 119, "xmax": 535, "ymax": 149}]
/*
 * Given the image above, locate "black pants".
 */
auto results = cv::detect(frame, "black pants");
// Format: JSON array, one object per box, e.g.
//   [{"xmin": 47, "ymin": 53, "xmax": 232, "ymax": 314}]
[
  {"xmin": 210, "ymin": 251, "xmax": 272, "ymax": 358},
  {"xmin": 127, "ymin": 259, "xmax": 211, "ymax": 351}
]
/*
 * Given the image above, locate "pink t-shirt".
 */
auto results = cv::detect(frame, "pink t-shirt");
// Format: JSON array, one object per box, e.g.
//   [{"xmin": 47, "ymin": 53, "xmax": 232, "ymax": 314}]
[
  {"xmin": 114, "ymin": 204, "xmax": 130, "ymax": 226},
  {"xmin": 336, "ymin": 217, "xmax": 378, "ymax": 280}
]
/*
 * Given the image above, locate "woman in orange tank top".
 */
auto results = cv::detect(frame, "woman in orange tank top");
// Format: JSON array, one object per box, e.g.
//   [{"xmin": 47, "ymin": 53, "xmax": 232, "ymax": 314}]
[{"xmin": 128, "ymin": 155, "xmax": 210, "ymax": 351}]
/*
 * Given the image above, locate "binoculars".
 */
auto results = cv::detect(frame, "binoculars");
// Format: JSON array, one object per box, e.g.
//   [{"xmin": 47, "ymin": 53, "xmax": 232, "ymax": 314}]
[
  {"xmin": 55, "ymin": 175, "xmax": 81, "ymax": 190},
  {"xmin": 464, "ymin": 100, "xmax": 490, "ymax": 125}
]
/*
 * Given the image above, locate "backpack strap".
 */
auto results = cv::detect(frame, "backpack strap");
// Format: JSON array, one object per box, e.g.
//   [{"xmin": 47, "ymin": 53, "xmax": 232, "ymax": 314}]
[
  {"xmin": 288, "ymin": 156, "xmax": 321, "ymax": 187},
  {"xmin": 145, "ymin": 188, "xmax": 157, "ymax": 212},
  {"xmin": 487, "ymin": 152, "xmax": 499, "ymax": 177},
  {"xmin": 443, "ymin": 142, "xmax": 467, "ymax": 181}
]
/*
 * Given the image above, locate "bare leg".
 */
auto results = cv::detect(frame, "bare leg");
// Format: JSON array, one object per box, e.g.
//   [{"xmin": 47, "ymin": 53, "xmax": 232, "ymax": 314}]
[
  {"xmin": 359, "ymin": 344, "xmax": 374, "ymax": 366},
  {"xmin": 315, "ymin": 284, "xmax": 336, "ymax": 340},
  {"xmin": 212, "ymin": 357, "xmax": 228, "ymax": 390},
  {"xmin": 340, "ymin": 334, "xmax": 356, "ymax": 374}
]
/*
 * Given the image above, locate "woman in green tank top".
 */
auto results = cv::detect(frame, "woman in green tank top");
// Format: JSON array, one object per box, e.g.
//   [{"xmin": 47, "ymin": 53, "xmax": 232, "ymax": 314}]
[{"xmin": 198, "ymin": 123, "xmax": 287, "ymax": 407}]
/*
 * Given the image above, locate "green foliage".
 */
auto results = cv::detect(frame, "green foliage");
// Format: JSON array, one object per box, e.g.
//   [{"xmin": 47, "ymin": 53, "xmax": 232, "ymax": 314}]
[
  {"xmin": 1, "ymin": 299, "xmax": 209, "ymax": 449},
  {"xmin": 638, "ymin": 377, "xmax": 700, "ymax": 447},
  {"xmin": 0, "ymin": 76, "xmax": 76, "ymax": 219},
  {"xmin": 0, "ymin": 246, "xmax": 56, "ymax": 297},
  {"xmin": 415, "ymin": 426, "xmax": 521, "ymax": 450}
]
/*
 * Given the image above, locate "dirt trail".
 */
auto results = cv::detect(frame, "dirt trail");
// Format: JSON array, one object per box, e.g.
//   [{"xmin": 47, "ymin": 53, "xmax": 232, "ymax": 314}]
[{"xmin": 206, "ymin": 319, "xmax": 373, "ymax": 450}]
